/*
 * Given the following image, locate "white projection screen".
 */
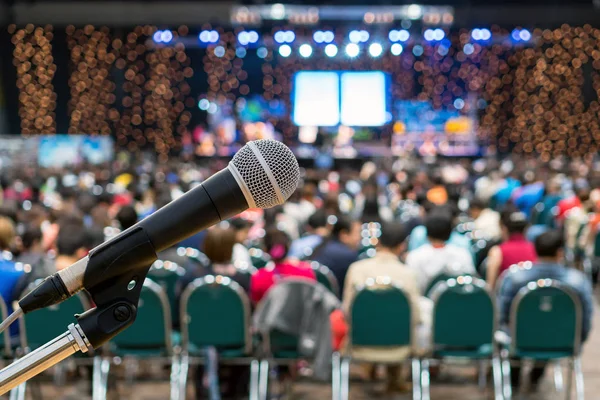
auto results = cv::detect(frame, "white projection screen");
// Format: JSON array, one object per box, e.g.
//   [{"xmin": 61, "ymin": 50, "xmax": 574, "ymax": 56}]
[
  {"xmin": 340, "ymin": 71, "xmax": 387, "ymax": 126},
  {"xmin": 292, "ymin": 71, "xmax": 340, "ymax": 127},
  {"xmin": 292, "ymin": 71, "xmax": 388, "ymax": 127}
]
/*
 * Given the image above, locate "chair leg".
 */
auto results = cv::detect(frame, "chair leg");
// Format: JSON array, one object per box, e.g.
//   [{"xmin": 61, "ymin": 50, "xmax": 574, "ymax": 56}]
[
  {"xmin": 9, "ymin": 381, "xmax": 26, "ymax": 400},
  {"xmin": 258, "ymin": 360, "xmax": 269, "ymax": 400},
  {"xmin": 178, "ymin": 353, "xmax": 190, "ymax": 400},
  {"xmin": 92, "ymin": 356, "xmax": 110, "ymax": 400},
  {"xmin": 478, "ymin": 359, "xmax": 487, "ymax": 390},
  {"xmin": 574, "ymin": 356, "xmax": 584, "ymax": 400},
  {"xmin": 169, "ymin": 354, "xmax": 181, "ymax": 400},
  {"xmin": 554, "ymin": 360, "xmax": 564, "ymax": 393},
  {"xmin": 492, "ymin": 355, "xmax": 503, "ymax": 400},
  {"xmin": 340, "ymin": 358, "xmax": 350, "ymax": 400},
  {"xmin": 500, "ymin": 349, "xmax": 512, "ymax": 400},
  {"xmin": 565, "ymin": 358, "xmax": 574, "ymax": 400},
  {"xmin": 331, "ymin": 352, "xmax": 341, "ymax": 400},
  {"xmin": 411, "ymin": 358, "xmax": 422, "ymax": 400},
  {"xmin": 420, "ymin": 359, "xmax": 430, "ymax": 400},
  {"xmin": 249, "ymin": 360, "xmax": 260, "ymax": 400}
]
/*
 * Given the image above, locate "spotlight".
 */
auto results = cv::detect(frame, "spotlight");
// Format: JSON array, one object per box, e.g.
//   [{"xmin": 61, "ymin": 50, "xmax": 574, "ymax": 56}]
[
  {"xmin": 274, "ymin": 31, "xmax": 286, "ymax": 43},
  {"xmin": 359, "ymin": 30, "xmax": 369, "ymax": 42},
  {"xmin": 324, "ymin": 43, "xmax": 338, "ymax": 57},
  {"xmin": 345, "ymin": 43, "xmax": 360, "ymax": 58},
  {"xmin": 424, "ymin": 29, "xmax": 435, "ymax": 41},
  {"xmin": 278, "ymin": 44, "xmax": 292, "ymax": 57},
  {"xmin": 323, "ymin": 31, "xmax": 335, "ymax": 43},
  {"xmin": 209, "ymin": 30, "xmax": 219, "ymax": 43},
  {"xmin": 153, "ymin": 31, "xmax": 163, "ymax": 43},
  {"xmin": 349, "ymin": 30, "xmax": 361, "ymax": 43},
  {"xmin": 257, "ymin": 47, "xmax": 268, "ymax": 58},
  {"xmin": 398, "ymin": 29, "xmax": 410, "ymax": 42},
  {"xmin": 313, "ymin": 30, "xmax": 324, "ymax": 43},
  {"xmin": 471, "ymin": 29, "xmax": 482, "ymax": 41},
  {"xmin": 248, "ymin": 30, "xmax": 259, "ymax": 43},
  {"xmin": 214, "ymin": 46, "xmax": 225, "ymax": 57},
  {"xmin": 519, "ymin": 29, "xmax": 531, "ymax": 41},
  {"xmin": 299, "ymin": 43, "xmax": 313, "ymax": 58},
  {"xmin": 454, "ymin": 98, "xmax": 465, "ymax": 110},
  {"xmin": 389, "ymin": 30, "xmax": 400, "ymax": 42},
  {"xmin": 198, "ymin": 99, "xmax": 210, "ymax": 110},
  {"xmin": 407, "ymin": 4, "xmax": 422, "ymax": 19},
  {"xmin": 433, "ymin": 28, "xmax": 445, "ymax": 40},
  {"xmin": 236, "ymin": 47, "xmax": 247, "ymax": 58},
  {"xmin": 390, "ymin": 43, "xmax": 403, "ymax": 55},
  {"xmin": 480, "ymin": 28, "xmax": 491, "ymax": 40},
  {"xmin": 368, "ymin": 43, "xmax": 383, "ymax": 57},
  {"xmin": 284, "ymin": 31, "xmax": 295, "ymax": 43},
  {"xmin": 161, "ymin": 31, "xmax": 173, "ymax": 43},
  {"xmin": 511, "ymin": 29, "xmax": 521, "ymax": 41},
  {"xmin": 238, "ymin": 31, "xmax": 250, "ymax": 45},
  {"xmin": 463, "ymin": 43, "xmax": 474, "ymax": 55}
]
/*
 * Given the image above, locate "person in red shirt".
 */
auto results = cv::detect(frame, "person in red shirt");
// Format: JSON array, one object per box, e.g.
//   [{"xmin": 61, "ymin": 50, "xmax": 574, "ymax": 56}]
[
  {"xmin": 250, "ymin": 228, "xmax": 316, "ymax": 304},
  {"xmin": 486, "ymin": 207, "xmax": 538, "ymax": 288}
]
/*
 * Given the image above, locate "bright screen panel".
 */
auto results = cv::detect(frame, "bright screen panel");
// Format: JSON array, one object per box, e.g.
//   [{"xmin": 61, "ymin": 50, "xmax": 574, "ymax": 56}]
[
  {"xmin": 292, "ymin": 71, "xmax": 340, "ymax": 127},
  {"xmin": 340, "ymin": 71, "xmax": 387, "ymax": 127}
]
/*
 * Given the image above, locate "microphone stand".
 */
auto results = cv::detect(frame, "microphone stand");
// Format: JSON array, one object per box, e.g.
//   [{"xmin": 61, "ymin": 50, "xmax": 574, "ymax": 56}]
[
  {"xmin": 0, "ymin": 227, "xmax": 159, "ymax": 395},
  {"xmin": 0, "ymin": 324, "xmax": 91, "ymax": 393}
]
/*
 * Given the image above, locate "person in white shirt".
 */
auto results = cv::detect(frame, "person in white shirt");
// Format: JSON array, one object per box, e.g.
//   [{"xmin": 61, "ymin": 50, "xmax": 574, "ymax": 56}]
[
  {"xmin": 229, "ymin": 218, "xmax": 252, "ymax": 268},
  {"xmin": 406, "ymin": 210, "xmax": 476, "ymax": 293},
  {"xmin": 469, "ymin": 198, "xmax": 502, "ymax": 240}
]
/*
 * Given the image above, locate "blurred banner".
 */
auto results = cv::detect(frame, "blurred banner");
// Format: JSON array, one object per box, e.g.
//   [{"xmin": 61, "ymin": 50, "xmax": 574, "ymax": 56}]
[{"xmin": 0, "ymin": 135, "xmax": 114, "ymax": 170}]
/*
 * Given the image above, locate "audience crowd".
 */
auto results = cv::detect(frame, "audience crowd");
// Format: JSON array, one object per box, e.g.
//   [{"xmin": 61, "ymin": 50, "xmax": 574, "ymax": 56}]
[{"xmin": 0, "ymin": 153, "xmax": 598, "ymax": 397}]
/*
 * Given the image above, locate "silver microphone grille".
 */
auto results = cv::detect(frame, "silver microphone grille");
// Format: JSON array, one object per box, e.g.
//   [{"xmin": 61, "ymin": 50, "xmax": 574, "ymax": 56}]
[{"xmin": 228, "ymin": 139, "xmax": 300, "ymax": 209}]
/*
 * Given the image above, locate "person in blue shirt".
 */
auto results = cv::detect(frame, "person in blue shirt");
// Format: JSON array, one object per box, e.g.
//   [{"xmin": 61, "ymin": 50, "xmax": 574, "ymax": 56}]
[
  {"xmin": 408, "ymin": 205, "xmax": 472, "ymax": 253},
  {"xmin": 498, "ymin": 230, "xmax": 594, "ymax": 389},
  {"xmin": 0, "ymin": 217, "xmax": 24, "ymax": 338},
  {"xmin": 311, "ymin": 215, "xmax": 361, "ymax": 297},
  {"xmin": 288, "ymin": 210, "xmax": 329, "ymax": 260}
]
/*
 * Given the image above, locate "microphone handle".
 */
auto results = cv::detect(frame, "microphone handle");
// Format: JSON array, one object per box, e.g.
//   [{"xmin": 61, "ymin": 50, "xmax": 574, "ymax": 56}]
[{"xmin": 139, "ymin": 167, "xmax": 249, "ymax": 252}]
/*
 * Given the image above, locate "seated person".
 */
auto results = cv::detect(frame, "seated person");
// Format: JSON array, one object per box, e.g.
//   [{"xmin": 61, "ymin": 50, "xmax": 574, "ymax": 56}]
[
  {"xmin": 177, "ymin": 226, "xmax": 251, "ymax": 296},
  {"xmin": 288, "ymin": 210, "xmax": 330, "ymax": 260},
  {"xmin": 497, "ymin": 230, "xmax": 594, "ymax": 389},
  {"xmin": 486, "ymin": 208, "xmax": 537, "ymax": 288},
  {"xmin": 406, "ymin": 210, "xmax": 475, "ymax": 293},
  {"xmin": 341, "ymin": 222, "xmax": 430, "ymax": 395},
  {"xmin": 229, "ymin": 218, "xmax": 252, "ymax": 267},
  {"xmin": 250, "ymin": 228, "xmax": 315, "ymax": 304},
  {"xmin": 408, "ymin": 205, "xmax": 472, "ymax": 252},
  {"xmin": 0, "ymin": 217, "xmax": 24, "ymax": 338}
]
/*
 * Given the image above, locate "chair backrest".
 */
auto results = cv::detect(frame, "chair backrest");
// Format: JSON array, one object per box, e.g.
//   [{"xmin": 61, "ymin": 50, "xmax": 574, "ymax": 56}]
[
  {"xmin": 0, "ymin": 296, "xmax": 10, "ymax": 357},
  {"xmin": 495, "ymin": 262, "xmax": 534, "ymax": 294},
  {"xmin": 180, "ymin": 275, "xmax": 251, "ymax": 354},
  {"xmin": 21, "ymin": 291, "xmax": 90, "ymax": 349},
  {"xmin": 510, "ymin": 279, "xmax": 582, "ymax": 355},
  {"xmin": 430, "ymin": 276, "xmax": 494, "ymax": 350},
  {"xmin": 111, "ymin": 278, "xmax": 172, "ymax": 352},
  {"xmin": 178, "ymin": 247, "xmax": 210, "ymax": 267},
  {"xmin": 425, "ymin": 272, "xmax": 460, "ymax": 297},
  {"xmin": 249, "ymin": 248, "xmax": 271, "ymax": 269},
  {"xmin": 350, "ymin": 277, "xmax": 412, "ymax": 348},
  {"xmin": 310, "ymin": 261, "xmax": 339, "ymax": 297},
  {"xmin": 147, "ymin": 260, "xmax": 186, "ymax": 322},
  {"xmin": 594, "ymin": 231, "xmax": 600, "ymax": 258}
]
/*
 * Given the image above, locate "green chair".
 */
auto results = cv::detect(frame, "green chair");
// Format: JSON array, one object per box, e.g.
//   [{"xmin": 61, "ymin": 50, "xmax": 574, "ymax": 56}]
[
  {"xmin": 18, "ymin": 288, "xmax": 92, "ymax": 399},
  {"xmin": 337, "ymin": 277, "xmax": 421, "ymax": 400},
  {"xmin": 310, "ymin": 261, "xmax": 340, "ymax": 297},
  {"xmin": 495, "ymin": 262, "xmax": 534, "ymax": 296},
  {"xmin": 500, "ymin": 279, "xmax": 585, "ymax": 400},
  {"xmin": 101, "ymin": 278, "xmax": 180, "ymax": 400},
  {"xmin": 179, "ymin": 275, "xmax": 258, "ymax": 400},
  {"xmin": 249, "ymin": 248, "xmax": 271, "ymax": 269},
  {"xmin": 425, "ymin": 276, "xmax": 503, "ymax": 400},
  {"xmin": 148, "ymin": 259, "xmax": 186, "ymax": 326},
  {"xmin": 178, "ymin": 247, "xmax": 210, "ymax": 267}
]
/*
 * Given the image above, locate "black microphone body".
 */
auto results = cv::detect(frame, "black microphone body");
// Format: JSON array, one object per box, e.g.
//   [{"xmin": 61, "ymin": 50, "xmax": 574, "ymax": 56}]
[{"xmin": 19, "ymin": 168, "xmax": 249, "ymax": 315}]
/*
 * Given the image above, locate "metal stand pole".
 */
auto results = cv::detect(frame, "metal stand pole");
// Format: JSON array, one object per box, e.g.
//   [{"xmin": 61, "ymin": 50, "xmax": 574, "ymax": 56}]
[{"xmin": 0, "ymin": 324, "xmax": 91, "ymax": 395}]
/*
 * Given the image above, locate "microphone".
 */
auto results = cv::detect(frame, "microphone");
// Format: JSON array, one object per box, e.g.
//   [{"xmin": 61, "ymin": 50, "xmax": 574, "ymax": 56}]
[{"xmin": 19, "ymin": 139, "xmax": 300, "ymax": 315}]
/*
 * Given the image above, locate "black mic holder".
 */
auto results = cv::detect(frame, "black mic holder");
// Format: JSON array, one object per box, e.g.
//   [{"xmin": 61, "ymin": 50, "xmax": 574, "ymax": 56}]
[{"xmin": 0, "ymin": 227, "xmax": 158, "ymax": 394}]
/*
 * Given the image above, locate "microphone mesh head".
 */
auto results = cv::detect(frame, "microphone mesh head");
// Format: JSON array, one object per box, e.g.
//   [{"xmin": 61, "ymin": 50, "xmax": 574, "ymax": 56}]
[{"xmin": 230, "ymin": 139, "xmax": 300, "ymax": 209}]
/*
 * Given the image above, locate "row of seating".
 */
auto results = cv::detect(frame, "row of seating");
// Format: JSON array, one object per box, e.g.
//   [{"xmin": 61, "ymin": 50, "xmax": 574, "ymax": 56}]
[{"xmin": 1, "ymin": 267, "xmax": 585, "ymax": 400}]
